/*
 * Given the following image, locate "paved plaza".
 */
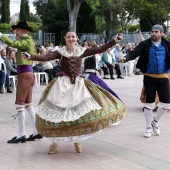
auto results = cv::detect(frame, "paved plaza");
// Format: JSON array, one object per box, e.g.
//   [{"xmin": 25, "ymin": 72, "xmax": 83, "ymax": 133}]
[{"xmin": 0, "ymin": 75, "xmax": 170, "ymax": 170}]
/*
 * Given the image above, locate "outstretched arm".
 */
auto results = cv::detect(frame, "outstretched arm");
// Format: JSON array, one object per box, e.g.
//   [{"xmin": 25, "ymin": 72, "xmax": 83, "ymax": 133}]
[
  {"xmin": 22, "ymin": 51, "xmax": 61, "ymax": 61},
  {"xmin": 136, "ymin": 29, "xmax": 145, "ymax": 42},
  {"xmin": 0, "ymin": 34, "xmax": 30, "ymax": 49},
  {"xmin": 82, "ymin": 34, "xmax": 123, "ymax": 58}
]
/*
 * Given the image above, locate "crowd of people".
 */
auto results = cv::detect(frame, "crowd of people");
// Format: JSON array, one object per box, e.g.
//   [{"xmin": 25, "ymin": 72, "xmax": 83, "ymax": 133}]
[
  {"xmin": 1, "ymin": 25, "xmax": 150, "ymax": 95},
  {"xmin": 0, "ymin": 21, "xmax": 170, "ymax": 155},
  {"xmin": 0, "ymin": 32, "xmax": 143, "ymax": 94}
]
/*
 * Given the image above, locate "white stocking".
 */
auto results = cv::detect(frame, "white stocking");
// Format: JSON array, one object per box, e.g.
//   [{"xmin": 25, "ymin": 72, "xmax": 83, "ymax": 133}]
[
  {"xmin": 27, "ymin": 107, "xmax": 38, "ymax": 136},
  {"xmin": 144, "ymin": 108, "xmax": 153, "ymax": 132},
  {"xmin": 154, "ymin": 107, "xmax": 167, "ymax": 126},
  {"xmin": 17, "ymin": 110, "xmax": 25, "ymax": 138}
]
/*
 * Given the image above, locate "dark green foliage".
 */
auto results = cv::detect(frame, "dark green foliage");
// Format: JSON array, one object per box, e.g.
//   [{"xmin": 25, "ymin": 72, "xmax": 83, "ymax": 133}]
[
  {"xmin": 20, "ymin": 0, "xmax": 30, "ymax": 21},
  {"xmin": 29, "ymin": 13, "xmax": 41, "ymax": 23},
  {"xmin": 34, "ymin": 0, "xmax": 96, "ymax": 45},
  {"xmin": 34, "ymin": 0, "xmax": 68, "ymax": 45},
  {"xmin": 140, "ymin": 19, "xmax": 154, "ymax": 32},
  {"xmin": 0, "ymin": 23, "xmax": 11, "ymax": 32},
  {"xmin": 1, "ymin": 0, "xmax": 10, "ymax": 23},
  {"xmin": 25, "ymin": 0, "xmax": 30, "ymax": 21},
  {"xmin": 77, "ymin": 1, "xmax": 96, "ymax": 34}
]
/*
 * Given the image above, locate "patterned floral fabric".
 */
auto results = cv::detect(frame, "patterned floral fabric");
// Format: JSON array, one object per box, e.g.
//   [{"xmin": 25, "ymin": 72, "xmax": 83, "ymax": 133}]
[{"xmin": 36, "ymin": 78, "xmax": 127, "ymax": 138}]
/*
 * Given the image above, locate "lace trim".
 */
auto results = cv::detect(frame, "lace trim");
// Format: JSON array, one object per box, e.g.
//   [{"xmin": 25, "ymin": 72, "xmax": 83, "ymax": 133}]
[
  {"xmin": 36, "ymin": 97, "xmax": 102, "ymax": 123},
  {"xmin": 57, "ymin": 46, "xmax": 86, "ymax": 58}
]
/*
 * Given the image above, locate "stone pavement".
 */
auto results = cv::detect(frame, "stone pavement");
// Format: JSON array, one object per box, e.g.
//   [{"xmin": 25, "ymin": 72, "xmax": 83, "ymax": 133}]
[{"xmin": 0, "ymin": 75, "xmax": 170, "ymax": 170}]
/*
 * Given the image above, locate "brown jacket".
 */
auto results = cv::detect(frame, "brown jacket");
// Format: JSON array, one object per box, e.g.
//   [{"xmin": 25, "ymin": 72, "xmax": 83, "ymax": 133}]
[{"xmin": 31, "ymin": 39, "xmax": 116, "ymax": 83}]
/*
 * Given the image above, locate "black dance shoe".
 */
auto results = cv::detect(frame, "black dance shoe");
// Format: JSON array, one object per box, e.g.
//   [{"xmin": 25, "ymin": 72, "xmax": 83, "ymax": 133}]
[
  {"xmin": 7, "ymin": 89, "xmax": 13, "ymax": 93},
  {"xmin": 103, "ymin": 77, "xmax": 109, "ymax": 79},
  {"xmin": 7, "ymin": 136, "xmax": 26, "ymax": 143},
  {"xmin": 110, "ymin": 76, "xmax": 115, "ymax": 80},
  {"xmin": 0, "ymin": 88, "xmax": 3, "ymax": 93},
  {"xmin": 117, "ymin": 76, "xmax": 124, "ymax": 79},
  {"xmin": 26, "ymin": 134, "xmax": 43, "ymax": 141}
]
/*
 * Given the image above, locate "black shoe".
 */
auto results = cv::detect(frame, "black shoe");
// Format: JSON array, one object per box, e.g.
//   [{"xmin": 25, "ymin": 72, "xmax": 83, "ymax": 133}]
[
  {"xmin": 153, "ymin": 106, "xmax": 158, "ymax": 112},
  {"xmin": 0, "ymin": 88, "xmax": 3, "ymax": 93},
  {"xmin": 7, "ymin": 136, "xmax": 26, "ymax": 143},
  {"xmin": 135, "ymin": 71, "xmax": 143, "ymax": 75},
  {"xmin": 26, "ymin": 134, "xmax": 43, "ymax": 141},
  {"xmin": 117, "ymin": 76, "xmax": 124, "ymax": 79},
  {"xmin": 7, "ymin": 89, "xmax": 13, "ymax": 93},
  {"xmin": 110, "ymin": 76, "xmax": 115, "ymax": 80},
  {"xmin": 103, "ymin": 77, "xmax": 109, "ymax": 79}
]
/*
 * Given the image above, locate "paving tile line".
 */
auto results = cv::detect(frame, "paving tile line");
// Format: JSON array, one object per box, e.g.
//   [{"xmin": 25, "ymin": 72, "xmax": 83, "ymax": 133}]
[{"xmin": 83, "ymin": 138, "xmax": 170, "ymax": 170}]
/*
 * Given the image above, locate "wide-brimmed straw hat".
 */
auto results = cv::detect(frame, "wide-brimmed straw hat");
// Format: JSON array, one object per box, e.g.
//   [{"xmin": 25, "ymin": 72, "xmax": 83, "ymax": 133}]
[{"xmin": 11, "ymin": 21, "xmax": 33, "ymax": 32}]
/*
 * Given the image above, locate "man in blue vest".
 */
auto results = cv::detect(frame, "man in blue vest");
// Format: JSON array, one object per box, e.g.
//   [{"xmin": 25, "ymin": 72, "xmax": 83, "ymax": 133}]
[{"xmin": 121, "ymin": 25, "xmax": 170, "ymax": 138}]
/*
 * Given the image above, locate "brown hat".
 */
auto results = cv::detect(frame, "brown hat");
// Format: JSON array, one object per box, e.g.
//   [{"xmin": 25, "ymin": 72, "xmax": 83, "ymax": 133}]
[{"xmin": 11, "ymin": 21, "xmax": 33, "ymax": 32}]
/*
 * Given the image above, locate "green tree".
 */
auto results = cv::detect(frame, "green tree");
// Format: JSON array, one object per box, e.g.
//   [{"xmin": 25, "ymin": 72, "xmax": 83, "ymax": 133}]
[
  {"xmin": 34, "ymin": 0, "xmax": 69, "ymax": 44},
  {"xmin": 0, "ymin": 23, "xmax": 11, "ymax": 32},
  {"xmin": 34, "ymin": 0, "xmax": 96, "ymax": 44},
  {"xmin": 116, "ymin": 0, "xmax": 138, "ymax": 33},
  {"xmin": 25, "ymin": 0, "xmax": 30, "ymax": 21},
  {"xmin": 20, "ymin": 0, "xmax": 30, "ymax": 21},
  {"xmin": 90, "ymin": 0, "xmax": 119, "ymax": 37},
  {"xmin": 77, "ymin": 1, "xmax": 96, "ymax": 34},
  {"xmin": 67, "ymin": 0, "xmax": 84, "ymax": 31},
  {"xmin": 0, "ymin": 0, "xmax": 2, "ymax": 14},
  {"xmin": 29, "ymin": 13, "xmax": 41, "ymax": 23},
  {"xmin": 1, "ymin": 0, "xmax": 10, "ymax": 23},
  {"xmin": 131, "ymin": 0, "xmax": 170, "ymax": 31}
]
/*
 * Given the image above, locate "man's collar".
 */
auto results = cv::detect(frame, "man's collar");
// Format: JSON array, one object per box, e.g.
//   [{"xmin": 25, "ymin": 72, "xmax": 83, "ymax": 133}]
[{"xmin": 151, "ymin": 39, "xmax": 161, "ymax": 47}]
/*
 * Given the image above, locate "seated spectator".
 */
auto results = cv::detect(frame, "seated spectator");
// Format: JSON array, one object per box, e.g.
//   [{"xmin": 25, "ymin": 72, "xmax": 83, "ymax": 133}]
[
  {"xmin": 98, "ymin": 59, "xmax": 109, "ymax": 79},
  {"xmin": 82, "ymin": 40, "xmax": 88, "ymax": 48},
  {"xmin": 0, "ymin": 49, "xmax": 6, "ymax": 60},
  {"xmin": 102, "ymin": 48, "xmax": 124, "ymax": 79},
  {"xmin": 50, "ymin": 59, "xmax": 60, "ymax": 74},
  {"xmin": 99, "ymin": 35, "xmax": 105, "ymax": 45},
  {"xmin": 0, "ymin": 49, "xmax": 13, "ymax": 93},
  {"xmin": 83, "ymin": 41, "xmax": 101, "ymax": 77},
  {"xmin": 5, "ymin": 49, "xmax": 17, "ymax": 76},
  {"xmin": 49, "ymin": 43, "xmax": 54, "ymax": 49},
  {"xmin": 104, "ymin": 36, "xmax": 109, "ymax": 43},
  {"xmin": 0, "ymin": 58, "xmax": 5, "ymax": 93},
  {"xmin": 119, "ymin": 47, "xmax": 135, "ymax": 76},
  {"xmin": 114, "ymin": 44, "xmax": 122, "ymax": 62},
  {"xmin": 39, "ymin": 48, "xmax": 57, "ymax": 82},
  {"xmin": 33, "ymin": 62, "xmax": 43, "ymax": 72}
]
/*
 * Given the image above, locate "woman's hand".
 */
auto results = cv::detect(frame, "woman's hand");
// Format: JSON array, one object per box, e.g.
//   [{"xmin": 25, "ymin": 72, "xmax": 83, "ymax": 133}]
[{"xmin": 114, "ymin": 33, "xmax": 123, "ymax": 43}]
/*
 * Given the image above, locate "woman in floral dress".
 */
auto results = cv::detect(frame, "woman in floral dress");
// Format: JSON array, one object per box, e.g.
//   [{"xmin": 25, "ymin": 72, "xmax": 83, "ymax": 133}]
[{"xmin": 22, "ymin": 30, "xmax": 127, "ymax": 154}]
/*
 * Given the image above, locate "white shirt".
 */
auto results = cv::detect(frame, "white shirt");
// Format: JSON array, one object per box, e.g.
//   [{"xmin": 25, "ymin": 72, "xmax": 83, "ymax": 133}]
[{"xmin": 107, "ymin": 53, "xmax": 113, "ymax": 64}]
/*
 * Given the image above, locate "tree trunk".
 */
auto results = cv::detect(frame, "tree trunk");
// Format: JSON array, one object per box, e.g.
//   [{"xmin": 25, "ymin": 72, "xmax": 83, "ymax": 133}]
[{"xmin": 67, "ymin": 0, "xmax": 84, "ymax": 32}]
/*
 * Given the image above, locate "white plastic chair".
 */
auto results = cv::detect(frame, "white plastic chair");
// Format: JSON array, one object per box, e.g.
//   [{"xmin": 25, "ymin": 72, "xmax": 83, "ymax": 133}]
[
  {"xmin": 9, "ymin": 75, "xmax": 17, "ymax": 90},
  {"xmin": 0, "ymin": 61, "xmax": 6, "ymax": 92},
  {"xmin": 119, "ymin": 63, "xmax": 128, "ymax": 76},
  {"xmin": 0, "ymin": 60, "xmax": 17, "ymax": 91},
  {"xmin": 34, "ymin": 72, "xmax": 48, "ymax": 87}
]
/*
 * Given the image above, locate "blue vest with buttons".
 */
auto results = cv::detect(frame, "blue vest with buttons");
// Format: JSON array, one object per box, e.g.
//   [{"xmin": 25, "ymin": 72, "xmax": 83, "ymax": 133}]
[{"xmin": 146, "ymin": 42, "xmax": 170, "ymax": 73}]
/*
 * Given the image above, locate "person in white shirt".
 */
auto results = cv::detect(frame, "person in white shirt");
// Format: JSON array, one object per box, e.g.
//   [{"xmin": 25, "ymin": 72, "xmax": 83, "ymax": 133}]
[{"xmin": 102, "ymin": 48, "xmax": 124, "ymax": 79}]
